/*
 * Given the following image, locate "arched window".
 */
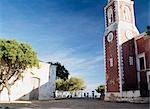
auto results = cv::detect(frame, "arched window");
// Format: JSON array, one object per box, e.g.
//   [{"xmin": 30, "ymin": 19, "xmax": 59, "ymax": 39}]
[
  {"xmin": 107, "ymin": 7, "xmax": 113, "ymax": 25},
  {"xmin": 123, "ymin": 6, "xmax": 131, "ymax": 21}
]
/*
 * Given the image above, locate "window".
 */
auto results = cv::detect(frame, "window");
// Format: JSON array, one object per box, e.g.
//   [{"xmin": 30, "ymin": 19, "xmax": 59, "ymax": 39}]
[
  {"xmin": 109, "ymin": 58, "xmax": 113, "ymax": 67},
  {"xmin": 107, "ymin": 7, "xmax": 113, "ymax": 25},
  {"xmin": 123, "ymin": 6, "xmax": 131, "ymax": 21},
  {"xmin": 139, "ymin": 57, "xmax": 145, "ymax": 70},
  {"xmin": 129, "ymin": 56, "xmax": 133, "ymax": 65}
]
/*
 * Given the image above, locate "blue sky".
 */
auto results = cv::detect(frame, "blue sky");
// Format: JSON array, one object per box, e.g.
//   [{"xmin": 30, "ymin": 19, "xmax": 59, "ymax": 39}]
[{"xmin": 0, "ymin": 0, "xmax": 149, "ymax": 92}]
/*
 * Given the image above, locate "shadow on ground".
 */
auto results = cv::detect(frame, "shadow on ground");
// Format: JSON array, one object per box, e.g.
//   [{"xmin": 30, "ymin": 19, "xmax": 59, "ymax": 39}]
[{"xmin": 0, "ymin": 98, "xmax": 149, "ymax": 109}]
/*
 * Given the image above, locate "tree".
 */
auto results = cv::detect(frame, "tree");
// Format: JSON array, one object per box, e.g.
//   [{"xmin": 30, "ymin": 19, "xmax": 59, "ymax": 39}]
[
  {"xmin": 56, "ymin": 79, "xmax": 69, "ymax": 97},
  {"xmin": 56, "ymin": 79, "xmax": 69, "ymax": 91},
  {"xmin": 95, "ymin": 85, "xmax": 105, "ymax": 96},
  {"xmin": 68, "ymin": 77, "xmax": 86, "ymax": 92},
  {"xmin": 68, "ymin": 77, "xmax": 86, "ymax": 97},
  {"xmin": 56, "ymin": 77, "xmax": 86, "ymax": 97},
  {"xmin": 0, "ymin": 39, "xmax": 39, "ymax": 100},
  {"xmin": 50, "ymin": 62, "xmax": 69, "ymax": 80}
]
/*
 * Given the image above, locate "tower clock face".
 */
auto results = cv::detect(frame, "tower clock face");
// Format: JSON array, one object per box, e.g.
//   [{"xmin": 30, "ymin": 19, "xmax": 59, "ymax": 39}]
[
  {"xmin": 107, "ymin": 32, "xmax": 114, "ymax": 42},
  {"xmin": 125, "ymin": 30, "xmax": 133, "ymax": 39}
]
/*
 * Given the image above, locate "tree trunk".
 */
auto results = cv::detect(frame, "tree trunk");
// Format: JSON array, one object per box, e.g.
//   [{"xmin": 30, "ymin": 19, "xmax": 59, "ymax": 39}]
[
  {"xmin": 62, "ymin": 92, "xmax": 63, "ymax": 98},
  {"xmin": 5, "ymin": 80, "xmax": 11, "ymax": 101}
]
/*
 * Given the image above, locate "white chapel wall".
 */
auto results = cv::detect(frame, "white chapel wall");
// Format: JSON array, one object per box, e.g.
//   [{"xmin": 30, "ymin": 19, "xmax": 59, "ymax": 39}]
[{"xmin": 0, "ymin": 62, "xmax": 56, "ymax": 101}]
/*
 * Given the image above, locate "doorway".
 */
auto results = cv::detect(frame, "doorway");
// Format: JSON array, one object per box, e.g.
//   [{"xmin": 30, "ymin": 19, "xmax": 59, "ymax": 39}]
[{"xmin": 29, "ymin": 77, "xmax": 40, "ymax": 100}]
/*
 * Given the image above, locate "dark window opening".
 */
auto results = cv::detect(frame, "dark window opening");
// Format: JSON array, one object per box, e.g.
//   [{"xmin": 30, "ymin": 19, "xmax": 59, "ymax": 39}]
[{"xmin": 139, "ymin": 57, "xmax": 145, "ymax": 70}]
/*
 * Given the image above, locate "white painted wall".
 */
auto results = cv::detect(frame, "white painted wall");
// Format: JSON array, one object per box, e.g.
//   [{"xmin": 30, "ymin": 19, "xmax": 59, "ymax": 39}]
[
  {"xmin": 38, "ymin": 64, "xmax": 56, "ymax": 100},
  {"xmin": 147, "ymin": 71, "xmax": 150, "ymax": 90},
  {"xmin": 0, "ymin": 70, "xmax": 33, "ymax": 101},
  {"xmin": 122, "ymin": 90, "xmax": 140, "ymax": 98},
  {"xmin": 49, "ymin": 65, "xmax": 56, "ymax": 99},
  {"xmin": 105, "ymin": 90, "xmax": 140, "ymax": 101},
  {"xmin": 0, "ymin": 62, "xmax": 56, "ymax": 101}
]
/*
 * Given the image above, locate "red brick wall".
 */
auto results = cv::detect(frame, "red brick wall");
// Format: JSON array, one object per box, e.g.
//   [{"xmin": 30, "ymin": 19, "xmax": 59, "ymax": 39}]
[
  {"xmin": 136, "ymin": 36, "xmax": 150, "ymax": 69},
  {"xmin": 122, "ymin": 39, "xmax": 138, "ymax": 91},
  {"xmin": 105, "ymin": 31, "xmax": 120, "ymax": 92},
  {"xmin": 136, "ymin": 35, "xmax": 150, "ymax": 96}
]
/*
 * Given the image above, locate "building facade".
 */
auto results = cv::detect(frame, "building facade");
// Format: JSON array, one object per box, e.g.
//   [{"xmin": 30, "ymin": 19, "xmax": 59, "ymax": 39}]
[
  {"xmin": 104, "ymin": 0, "xmax": 150, "ymax": 101},
  {"xmin": 0, "ymin": 61, "xmax": 56, "ymax": 101}
]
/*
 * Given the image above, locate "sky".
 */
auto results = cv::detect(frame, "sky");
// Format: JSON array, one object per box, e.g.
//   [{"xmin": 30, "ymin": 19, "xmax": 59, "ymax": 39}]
[{"xmin": 0, "ymin": 0, "xmax": 149, "ymax": 93}]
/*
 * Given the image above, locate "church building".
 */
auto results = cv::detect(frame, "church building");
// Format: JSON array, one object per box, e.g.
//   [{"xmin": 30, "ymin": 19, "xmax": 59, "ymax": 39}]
[{"xmin": 104, "ymin": 0, "xmax": 150, "ymax": 102}]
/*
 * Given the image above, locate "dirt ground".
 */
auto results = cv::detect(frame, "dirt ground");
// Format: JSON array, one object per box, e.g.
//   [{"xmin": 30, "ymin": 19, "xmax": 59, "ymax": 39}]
[{"xmin": 0, "ymin": 98, "xmax": 149, "ymax": 109}]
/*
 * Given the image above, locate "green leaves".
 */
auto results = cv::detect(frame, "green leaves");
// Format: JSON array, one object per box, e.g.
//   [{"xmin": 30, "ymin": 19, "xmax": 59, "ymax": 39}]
[
  {"xmin": 0, "ymin": 39, "xmax": 38, "ymax": 67},
  {"xmin": 68, "ymin": 77, "xmax": 86, "ymax": 91},
  {"xmin": 56, "ymin": 79, "xmax": 69, "ymax": 91},
  {"xmin": 50, "ymin": 62, "xmax": 69, "ymax": 80},
  {"xmin": 0, "ymin": 39, "xmax": 39, "ymax": 93},
  {"xmin": 95, "ymin": 85, "xmax": 105, "ymax": 94},
  {"xmin": 56, "ymin": 77, "xmax": 86, "ymax": 92}
]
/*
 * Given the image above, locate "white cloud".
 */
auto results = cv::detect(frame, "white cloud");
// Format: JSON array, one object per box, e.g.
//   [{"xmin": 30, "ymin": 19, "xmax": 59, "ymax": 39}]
[
  {"xmin": 40, "ymin": 48, "xmax": 104, "ymax": 92},
  {"xmin": 41, "ymin": 48, "xmax": 103, "ymax": 74}
]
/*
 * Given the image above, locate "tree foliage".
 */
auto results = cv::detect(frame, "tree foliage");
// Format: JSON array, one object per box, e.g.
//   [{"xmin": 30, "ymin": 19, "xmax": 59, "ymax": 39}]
[
  {"xmin": 95, "ymin": 85, "xmax": 105, "ymax": 95},
  {"xmin": 68, "ymin": 77, "xmax": 86, "ymax": 92},
  {"xmin": 0, "ymin": 39, "xmax": 39, "ymax": 96},
  {"xmin": 147, "ymin": 25, "xmax": 150, "ymax": 35},
  {"xmin": 50, "ymin": 62, "xmax": 69, "ymax": 80},
  {"xmin": 56, "ymin": 77, "xmax": 86, "ymax": 92},
  {"xmin": 56, "ymin": 79, "xmax": 69, "ymax": 91}
]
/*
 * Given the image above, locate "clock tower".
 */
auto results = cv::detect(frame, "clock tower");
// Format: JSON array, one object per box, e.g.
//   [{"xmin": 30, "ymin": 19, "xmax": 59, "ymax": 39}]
[{"xmin": 104, "ymin": 0, "xmax": 139, "ymax": 100}]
